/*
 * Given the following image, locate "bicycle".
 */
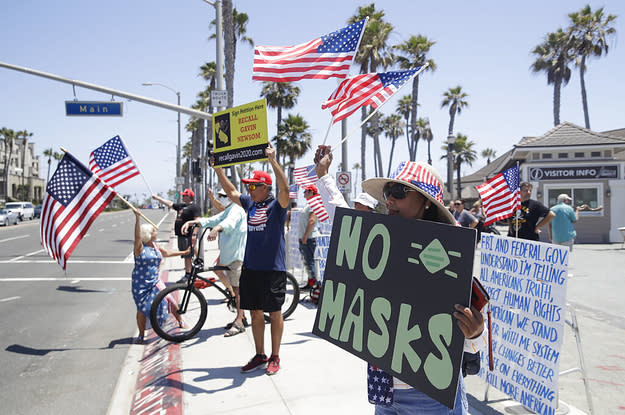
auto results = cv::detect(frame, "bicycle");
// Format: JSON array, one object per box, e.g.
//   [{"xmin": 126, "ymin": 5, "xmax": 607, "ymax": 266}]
[{"xmin": 149, "ymin": 225, "xmax": 300, "ymax": 343}]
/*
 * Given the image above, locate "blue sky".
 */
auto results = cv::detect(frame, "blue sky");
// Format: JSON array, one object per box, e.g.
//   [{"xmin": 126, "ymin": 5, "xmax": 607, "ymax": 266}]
[{"xmin": 2, "ymin": 0, "xmax": 623, "ymax": 200}]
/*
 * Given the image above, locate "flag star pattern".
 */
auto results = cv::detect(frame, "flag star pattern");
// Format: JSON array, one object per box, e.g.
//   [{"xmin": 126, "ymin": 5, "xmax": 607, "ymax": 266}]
[
  {"xmin": 367, "ymin": 364, "xmax": 393, "ymax": 406},
  {"xmin": 390, "ymin": 161, "xmax": 444, "ymax": 204},
  {"xmin": 252, "ymin": 19, "xmax": 366, "ymax": 82},
  {"xmin": 40, "ymin": 152, "xmax": 116, "ymax": 270},
  {"xmin": 293, "ymin": 164, "xmax": 318, "ymax": 187},
  {"xmin": 89, "ymin": 135, "xmax": 140, "ymax": 188},
  {"xmin": 476, "ymin": 165, "xmax": 521, "ymax": 226},
  {"xmin": 322, "ymin": 68, "xmax": 419, "ymax": 123}
]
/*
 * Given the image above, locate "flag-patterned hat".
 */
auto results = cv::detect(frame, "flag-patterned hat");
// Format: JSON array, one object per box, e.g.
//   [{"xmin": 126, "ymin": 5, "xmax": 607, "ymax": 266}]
[{"xmin": 362, "ymin": 161, "xmax": 455, "ymax": 225}]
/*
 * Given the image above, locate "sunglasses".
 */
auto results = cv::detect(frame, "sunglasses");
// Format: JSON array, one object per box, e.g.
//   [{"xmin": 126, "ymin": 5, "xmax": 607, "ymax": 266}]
[
  {"xmin": 454, "ymin": 202, "xmax": 462, "ymax": 206},
  {"xmin": 247, "ymin": 183, "xmax": 266, "ymax": 191},
  {"xmin": 383, "ymin": 182, "xmax": 416, "ymax": 200}
]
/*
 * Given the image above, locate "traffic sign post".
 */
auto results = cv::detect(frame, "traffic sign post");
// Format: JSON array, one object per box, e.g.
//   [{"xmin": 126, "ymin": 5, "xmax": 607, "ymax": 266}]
[
  {"xmin": 336, "ymin": 171, "xmax": 351, "ymax": 192},
  {"xmin": 65, "ymin": 101, "xmax": 123, "ymax": 116},
  {"xmin": 211, "ymin": 90, "xmax": 227, "ymax": 108}
]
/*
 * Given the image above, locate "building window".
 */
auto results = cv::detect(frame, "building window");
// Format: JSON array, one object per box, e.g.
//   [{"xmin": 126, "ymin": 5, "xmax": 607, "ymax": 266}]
[
  {"xmin": 604, "ymin": 150, "xmax": 612, "ymax": 157},
  {"xmin": 558, "ymin": 153, "xmax": 568, "ymax": 159},
  {"xmin": 546, "ymin": 184, "xmax": 603, "ymax": 216},
  {"xmin": 542, "ymin": 153, "xmax": 552, "ymax": 159},
  {"xmin": 532, "ymin": 152, "xmax": 540, "ymax": 160},
  {"xmin": 591, "ymin": 151, "xmax": 601, "ymax": 157},
  {"xmin": 574, "ymin": 152, "xmax": 584, "ymax": 158}
]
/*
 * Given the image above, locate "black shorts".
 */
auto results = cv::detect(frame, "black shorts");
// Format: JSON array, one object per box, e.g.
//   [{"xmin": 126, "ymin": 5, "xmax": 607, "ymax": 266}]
[
  {"xmin": 239, "ymin": 268, "xmax": 286, "ymax": 312},
  {"xmin": 177, "ymin": 235, "xmax": 192, "ymax": 258}
]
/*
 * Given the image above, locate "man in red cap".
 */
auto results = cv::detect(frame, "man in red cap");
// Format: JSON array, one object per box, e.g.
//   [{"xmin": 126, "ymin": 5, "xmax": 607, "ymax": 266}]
[
  {"xmin": 299, "ymin": 184, "xmax": 321, "ymax": 288},
  {"xmin": 152, "ymin": 188, "xmax": 201, "ymax": 280},
  {"xmin": 212, "ymin": 143, "xmax": 289, "ymax": 376}
]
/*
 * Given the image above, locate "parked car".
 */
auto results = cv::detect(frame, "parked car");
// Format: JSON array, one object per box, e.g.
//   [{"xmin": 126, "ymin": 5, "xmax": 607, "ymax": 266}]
[
  {"xmin": 5, "ymin": 202, "xmax": 35, "ymax": 221},
  {"xmin": 0, "ymin": 208, "xmax": 19, "ymax": 226},
  {"xmin": 34, "ymin": 204, "xmax": 42, "ymax": 218}
]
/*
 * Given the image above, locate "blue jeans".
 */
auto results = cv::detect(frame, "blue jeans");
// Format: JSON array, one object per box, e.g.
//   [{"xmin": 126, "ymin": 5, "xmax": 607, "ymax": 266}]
[
  {"xmin": 298, "ymin": 238, "xmax": 317, "ymax": 280},
  {"xmin": 374, "ymin": 375, "xmax": 468, "ymax": 415}
]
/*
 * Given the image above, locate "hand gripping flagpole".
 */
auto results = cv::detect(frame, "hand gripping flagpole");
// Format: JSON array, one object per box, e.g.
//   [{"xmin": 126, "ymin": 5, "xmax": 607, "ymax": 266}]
[
  {"xmin": 330, "ymin": 63, "xmax": 429, "ymax": 153},
  {"xmin": 60, "ymin": 147, "xmax": 158, "ymax": 230}
]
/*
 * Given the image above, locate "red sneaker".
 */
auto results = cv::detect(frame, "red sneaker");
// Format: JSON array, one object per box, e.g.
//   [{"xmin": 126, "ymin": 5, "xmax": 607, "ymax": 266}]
[
  {"xmin": 266, "ymin": 355, "xmax": 280, "ymax": 376},
  {"xmin": 241, "ymin": 354, "xmax": 268, "ymax": 373},
  {"xmin": 307, "ymin": 277, "xmax": 316, "ymax": 288}
]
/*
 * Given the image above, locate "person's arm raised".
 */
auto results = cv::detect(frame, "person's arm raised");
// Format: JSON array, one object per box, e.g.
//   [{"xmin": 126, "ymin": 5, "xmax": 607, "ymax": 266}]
[
  {"xmin": 267, "ymin": 142, "xmax": 289, "ymax": 208},
  {"xmin": 211, "ymin": 156, "xmax": 242, "ymax": 206}
]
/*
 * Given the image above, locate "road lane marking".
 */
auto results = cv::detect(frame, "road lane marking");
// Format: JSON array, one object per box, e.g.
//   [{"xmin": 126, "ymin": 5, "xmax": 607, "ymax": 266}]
[
  {"xmin": 0, "ymin": 235, "xmax": 29, "ymax": 244},
  {"xmin": 0, "ymin": 296, "xmax": 21, "ymax": 302},
  {"xmin": 25, "ymin": 249, "xmax": 45, "ymax": 257},
  {"xmin": 0, "ymin": 278, "xmax": 130, "ymax": 282}
]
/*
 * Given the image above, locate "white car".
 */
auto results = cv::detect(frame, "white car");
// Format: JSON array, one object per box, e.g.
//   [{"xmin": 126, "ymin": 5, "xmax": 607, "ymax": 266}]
[
  {"xmin": 0, "ymin": 208, "xmax": 19, "ymax": 226},
  {"xmin": 5, "ymin": 202, "xmax": 35, "ymax": 221}
]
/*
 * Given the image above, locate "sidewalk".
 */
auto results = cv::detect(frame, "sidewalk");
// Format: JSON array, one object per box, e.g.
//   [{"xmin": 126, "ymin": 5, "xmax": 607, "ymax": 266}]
[{"xmin": 112, "ymin": 236, "xmax": 593, "ymax": 415}]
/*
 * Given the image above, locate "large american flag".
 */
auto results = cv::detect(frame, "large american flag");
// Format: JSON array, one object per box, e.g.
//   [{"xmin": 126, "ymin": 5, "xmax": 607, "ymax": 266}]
[
  {"xmin": 293, "ymin": 164, "xmax": 318, "ymax": 187},
  {"xmin": 40, "ymin": 152, "xmax": 116, "ymax": 269},
  {"xmin": 89, "ymin": 135, "xmax": 140, "ymax": 188},
  {"xmin": 252, "ymin": 19, "xmax": 366, "ymax": 82},
  {"xmin": 305, "ymin": 193, "xmax": 329, "ymax": 222},
  {"xmin": 322, "ymin": 68, "xmax": 420, "ymax": 123},
  {"xmin": 476, "ymin": 165, "xmax": 521, "ymax": 226}
]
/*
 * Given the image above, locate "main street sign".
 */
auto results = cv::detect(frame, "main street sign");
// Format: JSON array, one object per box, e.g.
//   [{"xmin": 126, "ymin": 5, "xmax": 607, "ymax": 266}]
[{"xmin": 65, "ymin": 101, "xmax": 123, "ymax": 116}]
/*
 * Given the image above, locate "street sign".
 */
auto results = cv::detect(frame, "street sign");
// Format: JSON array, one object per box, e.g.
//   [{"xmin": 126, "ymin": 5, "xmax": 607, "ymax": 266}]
[
  {"xmin": 336, "ymin": 171, "xmax": 351, "ymax": 191},
  {"xmin": 211, "ymin": 90, "xmax": 227, "ymax": 107},
  {"xmin": 65, "ymin": 101, "xmax": 123, "ymax": 116}
]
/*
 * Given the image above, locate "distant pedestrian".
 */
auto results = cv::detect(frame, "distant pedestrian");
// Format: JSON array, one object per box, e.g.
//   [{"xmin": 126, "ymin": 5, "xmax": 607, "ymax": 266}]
[
  {"xmin": 508, "ymin": 182, "xmax": 555, "ymax": 241},
  {"xmin": 548, "ymin": 193, "xmax": 581, "ymax": 251},
  {"xmin": 299, "ymin": 184, "xmax": 321, "ymax": 287},
  {"xmin": 453, "ymin": 199, "xmax": 479, "ymax": 229}
]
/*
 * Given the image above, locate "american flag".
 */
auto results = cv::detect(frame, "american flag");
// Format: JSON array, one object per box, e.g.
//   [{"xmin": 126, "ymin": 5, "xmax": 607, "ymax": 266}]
[
  {"xmin": 289, "ymin": 184, "xmax": 298, "ymax": 199},
  {"xmin": 252, "ymin": 19, "xmax": 366, "ymax": 82},
  {"xmin": 89, "ymin": 135, "xmax": 140, "ymax": 188},
  {"xmin": 40, "ymin": 152, "xmax": 116, "ymax": 269},
  {"xmin": 476, "ymin": 165, "xmax": 521, "ymax": 226},
  {"xmin": 367, "ymin": 364, "xmax": 393, "ymax": 406},
  {"xmin": 390, "ymin": 161, "xmax": 444, "ymax": 204},
  {"xmin": 293, "ymin": 164, "xmax": 318, "ymax": 187},
  {"xmin": 305, "ymin": 193, "xmax": 329, "ymax": 222},
  {"xmin": 322, "ymin": 68, "xmax": 420, "ymax": 123},
  {"xmin": 248, "ymin": 205, "xmax": 269, "ymax": 226}
]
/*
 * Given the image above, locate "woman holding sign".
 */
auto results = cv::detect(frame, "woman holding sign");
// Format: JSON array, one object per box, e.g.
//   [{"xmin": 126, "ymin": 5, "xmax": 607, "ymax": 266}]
[{"xmin": 362, "ymin": 161, "xmax": 486, "ymax": 415}]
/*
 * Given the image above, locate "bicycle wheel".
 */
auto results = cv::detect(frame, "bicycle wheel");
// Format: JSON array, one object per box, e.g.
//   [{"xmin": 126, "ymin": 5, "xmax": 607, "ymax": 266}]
[
  {"xmin": 264, "ymin": 271, "xmax": 300, "ymax": 322},
  {"xmin": 150, "ymin": 283, "xmax": 207, "ymax": 342}
]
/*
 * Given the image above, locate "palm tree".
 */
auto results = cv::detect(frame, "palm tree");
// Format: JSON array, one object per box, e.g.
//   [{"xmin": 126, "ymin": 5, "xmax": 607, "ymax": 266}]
[
  {"xmin": 349, "ymin": 4, "xmax": 394, "ymax": 179},
  {"xmin": 43, "ymin": 147, "xmax": 63, "ymax": 184},
  {"xmin": 273, "ymin": 114, "xmax": 311, "ymax": 183},
  {"xmin": 210, "ymin": 6, "xmax": 254, "ymax": 107},
  {"xmin": 1, "ymin": 127, "xmax": 17, "ymax": 200},
  {"xmin": 568, "ymin": 5, "xmax": 617, "ymax": 129},
  {"xmin": 481, "ymin": 148, "xmax": 497, "ymax": 164},
  {"xmin": 415, "ymin": 118, "xmax": 433, "ymax": 165},
  {"xmin": 396, "ymin": 95, "xmax": 413, "ymax": 160},
  {"xmin": 531, "ymin": 29, "xmax": 573, "ymax": 126},
  {"xmin": 394, "ymin": 34, "xmax": 436, "ymax": 158},
  {"xmin": 441, "ymin": 86, "xmax": 469, "ymax": 136},
  {"xmin": 380, "ymin": 114, "xmax": 404, "ymax": 176},
  {"xmin": 16, "ymin": 130, "xmax": 33, "ymax": 199},
  {"xmin": 441, "ymin": 133, "xmax": 477, "ymax": 199},
  {"xmin": 260, "ymin": 82, "xmax": 300, "ymax": 133},
  {"xmin": 352, "ymin": 162, "xmax": 361, "ymax": 198}
]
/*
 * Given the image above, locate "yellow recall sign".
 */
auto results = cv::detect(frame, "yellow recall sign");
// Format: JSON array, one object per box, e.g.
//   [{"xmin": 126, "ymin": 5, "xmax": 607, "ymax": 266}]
[{"xmin": 212, "ymin": 99, "xmax": 269, "ymax": 168}]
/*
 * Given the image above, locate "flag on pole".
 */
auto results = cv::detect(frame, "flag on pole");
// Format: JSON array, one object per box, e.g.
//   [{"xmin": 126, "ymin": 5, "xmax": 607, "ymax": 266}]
[
  {"xmin": 293, "ymin": 164, "xmax": 318, "ymax": 187},
  {"xmin": 289, "ymin": 184, "xmax": 298, "ymax": 199},
  {"xmin": 89, "ymin": 135, "xmax": 140, "ymax": 188},
  {"xmin": 305, "ymin": 193, "xmax": 330, "ymax": 222},
  {"xmin": 252, "ymin": 19, "xmax": 367, "ymax": 82},
  {"xmin": 40, "ymin": 152, "xmax": 117, "ymax": 269},
  {"xmin": 475, "ymin": 165, "xmax": 521, "ymax": 226},
  {"xmin": 322, "ymin": 68, "xmax": 420, "ymax": 123}
]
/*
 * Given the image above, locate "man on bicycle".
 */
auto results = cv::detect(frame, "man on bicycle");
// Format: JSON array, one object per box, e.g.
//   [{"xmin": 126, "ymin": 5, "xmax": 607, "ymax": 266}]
[{"xmin": 212, "ymin": 143, "xmax": 289, "ymax": 376}]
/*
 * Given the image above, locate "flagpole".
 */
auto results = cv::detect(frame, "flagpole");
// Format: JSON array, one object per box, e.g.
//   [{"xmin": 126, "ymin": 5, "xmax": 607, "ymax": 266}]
[
  {"xmin": 515, "ymin": 161, "xmax": 520, "ymax": 239},
  {"xmin": 118, "ymin": 136, "xmax": 155, "ymax": 197},
  {"xmin": 321, "ymin": 116, "xmax": 335, "ymax": 145},
  {"xmin": 60, "ymin": 147, "xmax": 158, "ymax": 230},
  {"xmin": 330, "ymin": 63, "xmax": 429, "ymax": 153}
]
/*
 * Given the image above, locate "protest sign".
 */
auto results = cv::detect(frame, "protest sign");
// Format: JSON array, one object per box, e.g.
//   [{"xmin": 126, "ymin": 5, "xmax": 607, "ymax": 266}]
[
  {"xmin": 313, "ymin": 208, "xmax": 477, "ymax": 408},
  {"xmin": 212, "ymin": 99, "xmax": 269, "ymax": 167},
  {"xmin": 477, "ymin": 234, "xmax": 567, "ymax": 415}
]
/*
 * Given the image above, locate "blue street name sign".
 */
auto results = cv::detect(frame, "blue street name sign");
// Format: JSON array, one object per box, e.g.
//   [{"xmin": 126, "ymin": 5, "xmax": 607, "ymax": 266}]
[{"xmin": 65, "ymin": 101, "xmax": 123, "ymax": 116}]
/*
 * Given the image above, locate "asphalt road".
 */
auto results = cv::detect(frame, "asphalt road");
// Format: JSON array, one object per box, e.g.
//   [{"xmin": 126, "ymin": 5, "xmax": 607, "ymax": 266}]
[{"xmin": 0, "ymin": 209, "xmax": 174, "ymax": 415}]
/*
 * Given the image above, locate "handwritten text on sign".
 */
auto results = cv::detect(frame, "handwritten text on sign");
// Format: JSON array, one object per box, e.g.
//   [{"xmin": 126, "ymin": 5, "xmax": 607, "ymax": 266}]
[
  {"xmin": 477, "ymin": 234, "xmax": 567, "ymax": 415},
  {"xmin": 313, "ymin": 208, "xmax": 476, "ymax": 409}
]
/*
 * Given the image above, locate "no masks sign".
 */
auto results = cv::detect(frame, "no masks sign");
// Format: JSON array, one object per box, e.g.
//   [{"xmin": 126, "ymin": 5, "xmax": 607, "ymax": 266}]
[{"xmin": 313, "ymin": 208, "xmax": 477, "ymax": 408}]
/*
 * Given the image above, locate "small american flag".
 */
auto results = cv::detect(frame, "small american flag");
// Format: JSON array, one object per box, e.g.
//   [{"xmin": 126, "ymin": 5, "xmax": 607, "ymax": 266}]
[
  {"xmin": 322, "ymin": 68, "xmax": 420, "ymax": 123},
  {"xmin": 476, "ymin": 166, "xmax": 521, "ymax": 226},
  {"xmin": 293, "ymin": 164, "xmax": 318, "ymax": 187},
  {"xmin": 252, "ymin": 19, "xmax": 366, "ymax": 82},
  {"xmin": 305, "ymin": 193, "xmax": 329, "ymax": 222},
  {"xmin": 40, "ymin": 152, "xmax": 116, "ymax": 270},
  {"xmin": 367, "ymin": 364, "xmax": 393, "ymax": 406},
  {"xmin": 89, "ymin": 135, "xmax": 140, "ymax": 188},
  {"xmin": 289, "ymin": 184, "xmax": 298, "ymax": 199}
]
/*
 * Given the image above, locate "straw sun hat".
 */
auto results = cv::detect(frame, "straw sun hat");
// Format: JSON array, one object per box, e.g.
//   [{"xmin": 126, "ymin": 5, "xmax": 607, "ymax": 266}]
[{"xmin": 362, "ymin": 161, "xmax": 456, "ymax": 225}]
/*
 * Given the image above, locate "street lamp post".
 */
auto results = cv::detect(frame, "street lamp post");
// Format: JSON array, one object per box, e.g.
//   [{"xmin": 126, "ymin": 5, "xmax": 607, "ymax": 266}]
[
  {"xmin": 142, "ymin": 82, "xmax": 181, "ymax": 200},
  {"xmin": 201, "ymin": 0, "xmax": 226, "ymax": 111},
  {"xmin": 446, "ymin": 133, "xmax": 456, "ymax": 200}
]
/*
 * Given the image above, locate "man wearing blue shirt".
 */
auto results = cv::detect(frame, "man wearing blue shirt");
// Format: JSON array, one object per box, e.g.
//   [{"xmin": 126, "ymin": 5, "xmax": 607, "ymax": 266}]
[
  {"xmin": 549, "ymin": 193, "xmax": 580, "ymax": 251},
  {"xmin": 213, "ymin": 143, "xmax": 289, "ymax": 376}
]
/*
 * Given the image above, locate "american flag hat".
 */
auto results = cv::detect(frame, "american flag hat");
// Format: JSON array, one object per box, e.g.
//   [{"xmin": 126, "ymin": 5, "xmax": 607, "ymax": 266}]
[{"xmin": 362, "ymin": 161, "xmax": 456, "ymax": 225}]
